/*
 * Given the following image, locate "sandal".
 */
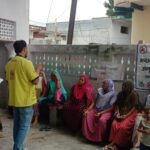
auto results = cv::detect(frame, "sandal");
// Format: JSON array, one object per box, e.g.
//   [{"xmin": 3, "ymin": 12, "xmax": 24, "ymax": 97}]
[
  {"xmin": 102, "ymin": 146, "xmax": 108, "ymax": 150},
  {"xmin": 108, "ymin": 146, "xmax": 115, "ymax": 150},
  {"xmin": 102, "ymin": 145, "xmax": 111, "ymax": 150},
  {"xmin": 102, "ymin": 145, "xmax": 115, "ymax": 150}
]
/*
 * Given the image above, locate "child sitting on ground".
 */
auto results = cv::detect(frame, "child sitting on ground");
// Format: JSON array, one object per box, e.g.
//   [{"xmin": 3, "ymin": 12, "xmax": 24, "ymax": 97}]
[
  {"xmin": 138, "ymin": 91, "xmax": 150, "ymax": 150},
  {"xmin": 133, "ymin": 92, "xmax": 150, "ymax": 150}
]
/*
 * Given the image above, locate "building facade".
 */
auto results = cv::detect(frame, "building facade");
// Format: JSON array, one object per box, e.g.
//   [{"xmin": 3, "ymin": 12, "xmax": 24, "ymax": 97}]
[
  {"xmin": 29, "ymin": 22, "xmax": 49, "ymax": 45},
  {"xmin": 0, "ymin": 0, "xmax": 29, "ymax": 106},
  {"xmin": 46, "ymin": 17, "xmax": 131, "ymax": 45},
  {"xmin": 114, "ymin": 0, "xmax": 150, "ymax": 44},
  {"xmin": 0, "ymin": 0, "xmax": 29, "ymax": 42}
]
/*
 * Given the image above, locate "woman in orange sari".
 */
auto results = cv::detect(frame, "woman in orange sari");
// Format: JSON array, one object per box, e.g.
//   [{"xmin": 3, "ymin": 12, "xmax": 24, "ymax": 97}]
[{"xmin": 104, "ymin": 80, "xmax": 138, "ymax": 150}]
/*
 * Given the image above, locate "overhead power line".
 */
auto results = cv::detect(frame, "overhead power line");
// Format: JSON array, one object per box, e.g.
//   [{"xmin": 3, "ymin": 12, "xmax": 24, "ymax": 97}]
[
  {"xmin": 95, "ymin": 0, "xmax": 104, "ymax": 5},
  {"xmin": 55, "ymin": 5, "xmax": 71, "ymax": 21},
  {"xmin": 46, "ymin": 0, "xmax": 54, "ymax": 23}
]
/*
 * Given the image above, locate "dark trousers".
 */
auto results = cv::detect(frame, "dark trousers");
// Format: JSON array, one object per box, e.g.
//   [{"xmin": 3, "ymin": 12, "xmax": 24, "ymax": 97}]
[
  {"xmin": 39, "ymin": 99, "xmax": 50, "ymax": 125},
  {"xmin": 8, "ymin": 106, "xmax": 13, "ymax": 116},
  {"xmin": 0, "ymin": 122, "xmax": 2, "ymax": 131},
  {"xmin": 140, "ymin": 143, "xmax": 150, "ymax": 150}
]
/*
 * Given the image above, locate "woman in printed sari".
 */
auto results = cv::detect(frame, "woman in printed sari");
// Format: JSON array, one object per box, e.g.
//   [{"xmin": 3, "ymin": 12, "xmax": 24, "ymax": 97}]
[
  {"xmin": 104, "ymin": 80, "xmax": 138, "ymax": 150},
  {"xmin": 82, "ymin": 79, "xmax": 116, "ymax": 142},
  {"xmin": 32, "ymin": 65, "xmax": 48, "ymax": 126},
  {"xmin": 63, "ymin": 75, "xmax": 94, "ymax": 132},
  {"xmin": 36, "ymin": 64, "xmax": 48, "ymax": 99},
  {"xmin": 38, "ymin": 69, "xmax": 67, "ymax": 130}
]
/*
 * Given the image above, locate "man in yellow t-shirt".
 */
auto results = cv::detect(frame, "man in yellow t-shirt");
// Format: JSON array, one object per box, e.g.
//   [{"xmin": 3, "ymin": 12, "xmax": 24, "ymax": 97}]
[{"xmin": 5, "ymin": 40, "xmax": 40, "ymax": 150}]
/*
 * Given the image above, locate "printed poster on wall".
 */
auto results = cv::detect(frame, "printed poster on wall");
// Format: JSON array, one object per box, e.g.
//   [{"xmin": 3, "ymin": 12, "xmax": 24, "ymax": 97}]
[
  {"xmin": 91, "ymin": 64, "xmax": 124, "ymax": 81},
  {"xmin": 135, "ymin": 44, "xmax": 150, "ymax": 90}
]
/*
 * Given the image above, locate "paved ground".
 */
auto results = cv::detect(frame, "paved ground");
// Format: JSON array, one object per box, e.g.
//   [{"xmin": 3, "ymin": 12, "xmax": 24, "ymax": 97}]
[{"xmin": 0, "ymin": 109, "xmax": 103, "ymax": 150}]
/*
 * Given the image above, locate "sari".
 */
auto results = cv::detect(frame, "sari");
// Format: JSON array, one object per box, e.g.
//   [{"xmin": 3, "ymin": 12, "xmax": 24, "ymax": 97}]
[
  {"xmin": 109, "ymin": 80, "xmax": 138, "ymax": 149},
  {"xmin": 82, "ymin": 79, "xmax": 116, "ymax": 142},
  {"xmin": 32, "ymin": 71, "xmax": 48, "ymax": 124},
  {"xmin": 63, "ymin": 75, "xmax": 94, "ymax": 132},
  {"xmin": 47, "ymin": 69, "xmax": 67, "ymax": 104},
  {"xmin": 38, "ymin": 69, "xmax": 67, "ymax": 125}
]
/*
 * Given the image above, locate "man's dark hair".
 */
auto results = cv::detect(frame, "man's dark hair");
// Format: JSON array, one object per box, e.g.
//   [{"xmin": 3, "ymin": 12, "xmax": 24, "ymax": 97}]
[{"xmin": 13, "ymin": 40, "xmax": 27, "ymax": 54}]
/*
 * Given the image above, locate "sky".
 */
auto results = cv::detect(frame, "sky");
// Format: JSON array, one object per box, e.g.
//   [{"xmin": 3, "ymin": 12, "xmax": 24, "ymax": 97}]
[{"xmin": 29, "ymin": 0, "xmax": 107, "ymax": 24}]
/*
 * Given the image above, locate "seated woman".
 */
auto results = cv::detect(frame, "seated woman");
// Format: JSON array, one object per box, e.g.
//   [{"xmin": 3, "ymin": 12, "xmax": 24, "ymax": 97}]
[
  {"xmin": 82, "ymin": 79, "xmax": 116, "ymax": 142},
  {"xmin": 36, "ymin": 64, "xmax": 48, "ymax": 99},
  {"xmin": 47, "ymin": 69, "xmax": 67, "ymax": 106},
  {"xmin": 63, "ymin": 75, "xmax": 94, "ymax": 132},
  {"xmin": 104, "ymin": 80, "xmax": 138, "ymax": 150},
  {"xmin": 32, "ymin": 64, "xmax": 48, "ymax": 126},
  {"xmin": 38, "ymin": 69, "xmax": 67, "ymax": 130}
]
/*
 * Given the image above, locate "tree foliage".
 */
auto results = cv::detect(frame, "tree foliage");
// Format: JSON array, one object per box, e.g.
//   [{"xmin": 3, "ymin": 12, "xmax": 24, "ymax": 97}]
[{"xmin": 104, "ymin": 0, "xmax": 116, "ymax": 17}]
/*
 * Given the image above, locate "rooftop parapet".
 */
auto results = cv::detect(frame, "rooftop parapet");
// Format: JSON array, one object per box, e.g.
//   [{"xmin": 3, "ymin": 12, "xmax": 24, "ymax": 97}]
[{"xmin": 114, "ymin": 0, "xmax": 150, "ymax": 7}]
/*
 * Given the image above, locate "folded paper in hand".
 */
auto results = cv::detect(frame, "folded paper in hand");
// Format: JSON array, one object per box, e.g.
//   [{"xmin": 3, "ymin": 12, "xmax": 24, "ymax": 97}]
[{"xmin": 0, "ymin": 78, "xmax": 3, "ymax": 84}]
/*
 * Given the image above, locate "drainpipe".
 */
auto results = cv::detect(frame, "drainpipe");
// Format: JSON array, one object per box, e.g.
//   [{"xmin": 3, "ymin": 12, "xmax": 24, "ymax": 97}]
[{"xmin": 5, "ymin": 42, "xmax": 15, "ymax": 59}]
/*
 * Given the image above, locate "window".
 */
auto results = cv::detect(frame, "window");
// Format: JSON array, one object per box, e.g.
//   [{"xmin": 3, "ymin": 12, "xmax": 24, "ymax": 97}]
[
  {"xmin": 120, "ymin": 26, "xmax": 128, "ymax": 34},
  {"xmin": 61, "ymin": 35, "xmax": 67, "ymax": 41}
]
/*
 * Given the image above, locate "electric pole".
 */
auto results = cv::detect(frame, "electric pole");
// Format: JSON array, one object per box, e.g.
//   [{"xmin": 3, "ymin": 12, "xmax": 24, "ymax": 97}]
[{"xmin": 67, "ymin": 0, "xmax": 77, "ymax": 44}]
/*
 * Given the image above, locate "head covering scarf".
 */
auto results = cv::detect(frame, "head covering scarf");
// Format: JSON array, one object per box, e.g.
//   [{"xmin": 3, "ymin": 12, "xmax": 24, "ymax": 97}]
[
  {"xmin": 145, "ymin": 94, "xmax": 150, "ymax": 109},
  {"xmin": 122, "ymin": 80, "xmax": 134, "ymax": 95},
  {"xmin": 121, "ymin": 80, "xmax": 134, "ymax": 103},
  {"xmin": 48, "ymin": 69, "xmax": 67, "ymax": 101},
  {"xmin": 73, "ymin": 75, "xmax": 94, "ymax": 101},
  {"xmin": 115, "ymin": 80, "xmax": 138, "ymax": 114},
  {"xmin": 107, "ymin": 79, "xmax": 114, "ymax": 92},
  {"xmin": 96, "ymin": 79, "xmax": 116, "ymax": 111}
]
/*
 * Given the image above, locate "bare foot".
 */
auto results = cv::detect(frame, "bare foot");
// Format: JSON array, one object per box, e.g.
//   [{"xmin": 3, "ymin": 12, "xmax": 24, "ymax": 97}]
[{"xmin": 103, "ymin": 143, "xmax": 117, "ymax": 150}]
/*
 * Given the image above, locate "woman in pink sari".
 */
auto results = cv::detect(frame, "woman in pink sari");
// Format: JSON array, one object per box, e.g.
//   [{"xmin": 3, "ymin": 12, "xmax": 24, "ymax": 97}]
[
  {"xmin": 63, "ymin": 75, "xmax": 94, "ymax": 132},
  {"xmin": 82, "ymin": 79, "xmax": 116, "ymax": 142},
  {"xmin": 104, "ymin": 80, "xmax": 138, "ymax": 150}
]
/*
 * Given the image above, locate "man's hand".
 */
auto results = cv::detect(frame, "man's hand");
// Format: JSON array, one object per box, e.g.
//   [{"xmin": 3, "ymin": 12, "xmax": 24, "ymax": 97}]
[
  {"xmin": 36, "ymin": 64, "xmax": 43, "ymax": 74},
  {"xmin": 138, "ymin": 129, "xmax": 150, "ymax": 134}
]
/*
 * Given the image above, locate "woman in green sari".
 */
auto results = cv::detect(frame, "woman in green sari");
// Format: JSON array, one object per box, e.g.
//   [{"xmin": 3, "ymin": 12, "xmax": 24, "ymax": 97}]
[
  {"xmin": 47, "ymin": 69, "xmax": 67, "ymax": 105},
  {"xmin": 38, "ymin": 69, "xmax": 67, "ymax": 131}
]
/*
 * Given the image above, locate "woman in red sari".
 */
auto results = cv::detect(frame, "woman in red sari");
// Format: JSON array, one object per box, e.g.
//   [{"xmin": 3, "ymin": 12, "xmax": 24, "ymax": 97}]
[
  {"xmin": 63, "ymin": 75, "xmax": 94, "ymax": 132},
  {"xmin": 104, "ymin": 80, "xmax": 138, "ymax": 150}
]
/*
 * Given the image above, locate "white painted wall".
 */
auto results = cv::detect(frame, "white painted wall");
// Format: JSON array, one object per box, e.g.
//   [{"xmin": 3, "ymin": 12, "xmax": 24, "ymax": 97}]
[
  {"xmin": 0, "ymin": 0, "xmax": 29, "ymax": 43},
  {"xmin": 73, "ymin": 18, "xmax": 112, "ymax": 44},
  {"xmin": 132, "ymin": 7, "xmax": 150, "ymax": 44},
  {"xmin": 46, "ymin": 17, "xmax": 131, "ymax": 45},
  {"xmin": 110, "ymin": 19, "xmax": 131, "ymax": 44}
]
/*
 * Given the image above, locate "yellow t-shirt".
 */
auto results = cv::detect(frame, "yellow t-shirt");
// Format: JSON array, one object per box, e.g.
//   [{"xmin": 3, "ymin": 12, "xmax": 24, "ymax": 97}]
[{"xmin": 5, "ymin": 56, "xmax": 39, "ymax": 107}]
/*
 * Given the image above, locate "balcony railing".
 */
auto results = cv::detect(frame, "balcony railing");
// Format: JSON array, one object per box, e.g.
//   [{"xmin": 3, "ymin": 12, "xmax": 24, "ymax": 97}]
[{"xmin": 114, "ymin": 0, "xmax": 150, "ymax": 7}]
